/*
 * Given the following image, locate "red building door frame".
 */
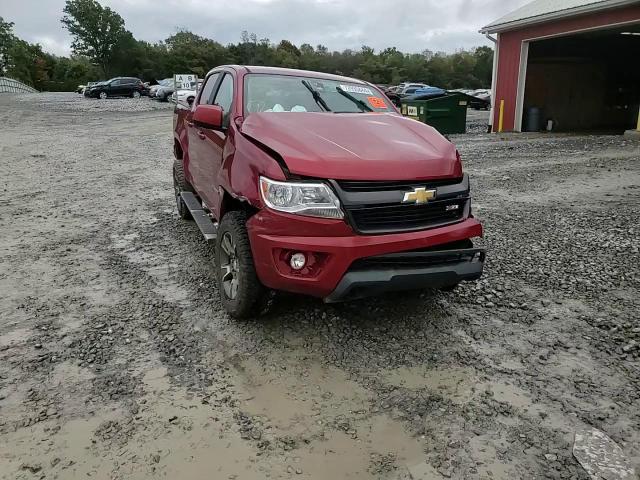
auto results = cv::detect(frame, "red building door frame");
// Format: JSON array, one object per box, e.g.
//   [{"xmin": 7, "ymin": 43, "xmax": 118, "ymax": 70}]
[{"xmin": 492, "ymin": 4, "xmax": 640, "ymax": 132}]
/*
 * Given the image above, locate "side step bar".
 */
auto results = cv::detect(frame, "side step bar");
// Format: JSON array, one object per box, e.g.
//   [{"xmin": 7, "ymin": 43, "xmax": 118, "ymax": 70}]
[{"xmin": 180, "ymin": 192, "xmax": 217, "ymax": 242}]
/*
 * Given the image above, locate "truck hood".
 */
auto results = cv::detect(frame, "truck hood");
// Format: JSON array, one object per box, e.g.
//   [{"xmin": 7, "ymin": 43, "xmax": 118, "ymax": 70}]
[{"xmin": 240, "ymin": 112, "xmax": 461, "ymax": 181}]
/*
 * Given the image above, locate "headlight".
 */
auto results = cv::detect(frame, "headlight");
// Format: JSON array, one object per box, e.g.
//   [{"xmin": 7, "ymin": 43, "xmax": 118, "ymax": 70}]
[{"xmin": 259, "ymin": 177, "xmax": 343, "ymax": 219}]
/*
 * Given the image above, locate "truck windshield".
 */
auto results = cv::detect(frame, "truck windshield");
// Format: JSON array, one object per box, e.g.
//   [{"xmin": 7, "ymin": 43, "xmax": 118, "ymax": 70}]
[{"xmin": 244, "ymin": 74, "xmax": 393, "ymax": 114}]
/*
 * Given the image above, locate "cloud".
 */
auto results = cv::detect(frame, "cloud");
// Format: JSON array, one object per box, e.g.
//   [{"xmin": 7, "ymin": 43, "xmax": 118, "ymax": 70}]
[
  {"xmin": 2, "ymin": 0, "xmax": 531, "ymax": 56},
  {"xmin": 33, "ymin": 36, "xmax": 72, "ymax": 56}
]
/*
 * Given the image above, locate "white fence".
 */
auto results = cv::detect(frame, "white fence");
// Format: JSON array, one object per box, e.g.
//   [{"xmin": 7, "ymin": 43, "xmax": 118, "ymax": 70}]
[{"xmin": 0, "ymin": 77, "xmax": 38, "ymax": 93}]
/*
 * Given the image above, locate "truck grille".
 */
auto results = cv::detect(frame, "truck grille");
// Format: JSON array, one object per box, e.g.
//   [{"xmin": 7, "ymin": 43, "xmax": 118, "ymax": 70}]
[
  {"xmin": 347, "ymin": 197, "xmax": 468, "ymax": 234},
  {"xmin": 330, "ymin": 174, "xmax": 471, "ymax": 235}
]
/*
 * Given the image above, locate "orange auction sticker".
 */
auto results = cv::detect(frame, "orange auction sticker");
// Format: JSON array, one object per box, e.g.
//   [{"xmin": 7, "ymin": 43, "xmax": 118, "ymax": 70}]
[{"xmin": 367, "ymin": 96, "xmax": 386, "ymax": 109}]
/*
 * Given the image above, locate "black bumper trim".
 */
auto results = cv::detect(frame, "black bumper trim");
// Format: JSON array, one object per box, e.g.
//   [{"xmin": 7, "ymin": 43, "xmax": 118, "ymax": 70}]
[{"xmin": 324, "ymin": 248, "xmax": 484, "ymax": 303}]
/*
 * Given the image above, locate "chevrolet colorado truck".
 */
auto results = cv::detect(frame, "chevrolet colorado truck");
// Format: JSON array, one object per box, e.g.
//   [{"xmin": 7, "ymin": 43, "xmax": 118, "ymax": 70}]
[{"xmin": 172, "ymin": 66, "xmax": 484, "ymax": 318}]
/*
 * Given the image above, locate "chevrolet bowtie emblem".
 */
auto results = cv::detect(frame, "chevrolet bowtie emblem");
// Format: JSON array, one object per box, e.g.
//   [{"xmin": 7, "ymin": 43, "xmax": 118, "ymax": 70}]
[{"xmin": 402, "ymin": 187, "xmax": 436, "ymax": 204}]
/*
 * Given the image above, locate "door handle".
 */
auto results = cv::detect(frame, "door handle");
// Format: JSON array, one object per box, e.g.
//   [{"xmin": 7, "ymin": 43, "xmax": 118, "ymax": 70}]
[{"xmin": 197, "ymin": 130, "xmax": 206, "ymax": 140}]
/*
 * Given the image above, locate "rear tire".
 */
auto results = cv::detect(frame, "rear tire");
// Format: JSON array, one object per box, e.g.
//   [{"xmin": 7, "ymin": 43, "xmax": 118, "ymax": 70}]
[
  {"xmin": 173, "ymin": 158, "xmax": 192, "ymax": 220},
  {"xmin": 215, "ymin": 211, "xmax": 266, "ymax": 319}
]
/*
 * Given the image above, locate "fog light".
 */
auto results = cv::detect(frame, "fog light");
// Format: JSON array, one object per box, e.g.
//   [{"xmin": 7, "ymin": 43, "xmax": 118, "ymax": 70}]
[{"xmin": 290, "ymin": 253, "xmax": 307, "ymax": 270}]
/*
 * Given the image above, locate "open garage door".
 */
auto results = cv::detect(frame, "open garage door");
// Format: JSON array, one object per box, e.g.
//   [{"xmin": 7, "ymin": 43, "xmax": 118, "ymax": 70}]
[{"xmin": 521, "ymin": 24, "xmax": 640, "ymax": 133}]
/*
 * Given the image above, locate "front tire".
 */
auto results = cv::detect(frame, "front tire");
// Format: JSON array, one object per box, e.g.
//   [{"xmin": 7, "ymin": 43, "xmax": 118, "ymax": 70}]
[
  {"xmin": 99, "ymin": 91, "xmax": 108, "ymax": 100},
  {"xmin": 132, "ymin": 90, "xmax": 141, "ymax": 98},
  {"xmin": 215, "ymin": 211, "xmax": 266, "ymax": 318},
  {"xmin": 173, "ymin": 158, "xmax": 192, "ymax": 220}
]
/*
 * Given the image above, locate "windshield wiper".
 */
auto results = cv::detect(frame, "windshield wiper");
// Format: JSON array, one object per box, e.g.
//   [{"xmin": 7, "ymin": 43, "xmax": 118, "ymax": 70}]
[
  {"xmin": 335, "ymin": 86, "xmax": 373, "ymax": 112},
  {"xmin": 301, "ymin": 80, "xmax": 331, "ymax": 112}
]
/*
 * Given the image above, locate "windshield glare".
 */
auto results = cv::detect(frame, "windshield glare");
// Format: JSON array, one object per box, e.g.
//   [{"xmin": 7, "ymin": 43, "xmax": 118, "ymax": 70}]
[{"xmin": 244, "ymin": 74, "xmax": 392, "ymax": 114}]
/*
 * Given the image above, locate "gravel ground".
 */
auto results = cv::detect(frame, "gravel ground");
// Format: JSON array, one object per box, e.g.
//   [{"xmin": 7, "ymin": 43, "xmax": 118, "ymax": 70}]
[
  {"xmin": 9, "ymin": 91, "xmax": 174, "ymax": 113},
  {"xmin": 0, "ymin": 92, "xmax": 638, "ymax": 480},
  {"xmin": 464, "ymin": 109, "xmax": 490, "ymax": 134}
]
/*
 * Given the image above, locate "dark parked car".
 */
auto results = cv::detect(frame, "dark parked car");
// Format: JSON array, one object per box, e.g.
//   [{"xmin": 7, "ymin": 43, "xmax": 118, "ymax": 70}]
[
  {"xmin": 83, "ymin": 81, "xmax": 102, "ymax": 97},
  {"xmin": 155, "ymin": 80, "xmax": 175, "ymax": 102},
  {"xmin": 149, "ymin": 78, "xmax": 173, "ymax": 98},
  {"xmin": 88, "ymin": 77, "xmax": 148, "ymax": 99}
]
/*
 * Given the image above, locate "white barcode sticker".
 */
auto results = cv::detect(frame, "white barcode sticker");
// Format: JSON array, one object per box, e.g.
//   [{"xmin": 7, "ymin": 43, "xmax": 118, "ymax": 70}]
[{"xmin": 339, "ymin": 85, "xmax": 373, "ymax": 95}]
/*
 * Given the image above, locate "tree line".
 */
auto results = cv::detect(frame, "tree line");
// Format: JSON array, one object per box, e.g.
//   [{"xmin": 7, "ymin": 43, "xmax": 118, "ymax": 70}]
[{"xmin": 0, "ymin": 0, "xmax": 493, "ymax": 92}]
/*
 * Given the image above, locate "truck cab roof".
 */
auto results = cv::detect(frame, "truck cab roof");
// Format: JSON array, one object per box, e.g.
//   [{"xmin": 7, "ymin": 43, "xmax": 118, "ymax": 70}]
[{"xmin": 205, "ymin": 65, "xmax": 369, "ymax": 85}]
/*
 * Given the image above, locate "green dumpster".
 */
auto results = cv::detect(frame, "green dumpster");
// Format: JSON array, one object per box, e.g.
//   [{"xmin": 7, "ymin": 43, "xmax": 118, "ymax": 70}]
[{"xmin": 400, "ymin": 93, "xmax": 469, "ymax": 134}]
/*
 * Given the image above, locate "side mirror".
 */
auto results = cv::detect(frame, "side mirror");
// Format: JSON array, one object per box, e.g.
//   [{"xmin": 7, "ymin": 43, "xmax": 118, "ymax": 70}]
[
  {"xmin": 187, "ymin": 97, "xmax": 194, "ymax": 107},
  {"xmin": 194, "ymin": 104, "xmax": 223, "ymax": 129}
]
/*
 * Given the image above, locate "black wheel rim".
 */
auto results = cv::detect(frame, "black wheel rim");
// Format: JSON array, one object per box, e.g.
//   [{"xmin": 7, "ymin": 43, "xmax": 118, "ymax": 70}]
[{"xmin": 219, "ymin": 232, "xmax": 239, "ymax": 300}]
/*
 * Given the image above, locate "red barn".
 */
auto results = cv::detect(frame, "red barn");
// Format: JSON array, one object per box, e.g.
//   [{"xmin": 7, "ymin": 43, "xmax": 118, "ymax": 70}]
[{"xmin": 481, "ymin": 0, "xmax": 640, "ymax": 133}]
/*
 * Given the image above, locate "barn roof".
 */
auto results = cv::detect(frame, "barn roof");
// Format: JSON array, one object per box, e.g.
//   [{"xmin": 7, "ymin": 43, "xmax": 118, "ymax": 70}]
[{"xmin": 481, "ymin": 0, "xmax": 640, "ymax": 33}]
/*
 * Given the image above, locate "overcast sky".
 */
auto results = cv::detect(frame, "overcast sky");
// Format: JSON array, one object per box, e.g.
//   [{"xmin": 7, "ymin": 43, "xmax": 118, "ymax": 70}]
[{"xmin": 1, "ymin": 0, "xmax": 530, "ymax": 56}]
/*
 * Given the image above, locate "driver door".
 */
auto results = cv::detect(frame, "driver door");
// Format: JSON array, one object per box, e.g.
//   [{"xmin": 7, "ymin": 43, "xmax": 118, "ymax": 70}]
[
  {"xmin": 189, "ymin": 73, "xmax": 234, "ymax": 214},
  {"xmin": 186, "ymin": 72, "xmax": 220, "ymax": 208}
]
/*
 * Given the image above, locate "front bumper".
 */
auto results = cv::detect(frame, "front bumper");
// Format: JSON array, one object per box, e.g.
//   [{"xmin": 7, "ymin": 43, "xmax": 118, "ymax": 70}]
[
  {"xmin": 324, "ymin": 248, "xmax": 484, "ymax": 302},
  {"xmin": 247, "ymin": 210, "xmax": 483, "ymax": 299}
]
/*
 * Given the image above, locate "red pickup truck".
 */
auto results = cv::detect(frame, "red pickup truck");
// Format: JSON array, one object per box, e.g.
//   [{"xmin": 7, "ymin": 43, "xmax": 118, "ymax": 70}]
[{"xmin": 173, "ymin": 66, "xmax": 484, "ymax": 318}]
